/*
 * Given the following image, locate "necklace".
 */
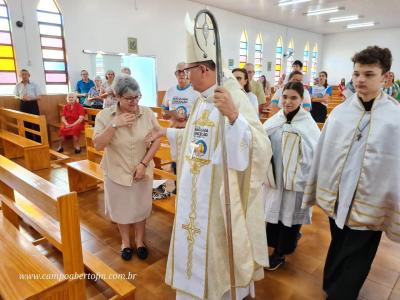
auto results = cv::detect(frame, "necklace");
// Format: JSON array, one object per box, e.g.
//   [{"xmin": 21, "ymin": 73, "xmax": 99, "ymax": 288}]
[{"xmin": 356, "ymin": 116, "xmax": 371, "ymax": 141}]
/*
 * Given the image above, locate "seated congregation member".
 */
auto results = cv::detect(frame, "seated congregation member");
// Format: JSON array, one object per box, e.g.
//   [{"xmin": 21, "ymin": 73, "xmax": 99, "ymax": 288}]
[
  {"xmin": 232, "ymin": 68, "xmax": 259, "ymax": 115},
  {"xmin": 271, "ymin": 71, "xmax": 311, "ymax": 112},
  {"xmin": 58, "ymin": 93, "xmax": 85, "ymax": 153},
  {"xmin": 245, "ymin": 62, "xmax": 266, "ymax": 106},
  {"xmin": 101, "ymin": 70, "xmax": 117, "ymax": 108},
  {"xmin": 382, "ymin": 71, "xmax": 400, "ymax": 101},
  {"xmin": 93, "ymin": 74, "xmax": 160, "ymax": 261},
  {"xmin": 302, "ymin": 46, "xmax": 400, "ymax": 300},
  {"xmin": 161, "ymin": 62, "xmax": 198, "ymax": 128},
  {"xmin": 86, "ymin": 75, "xmax": 104, "ymax": 109},
  {"xmin": 14, "ymin": 69, "xmax": 42, "ymax": 142},
  {"xmin": 338, "ymin": 78, "xmax": 346, "ymax": 98},
  {"xmin": 309, "ymin": 71, "xmax": 332, "ymax": 122},
  {"xmin": 263, "ymin": 82, "xmax": 320, "ymax": 270},
  {"xmin": 75, "ymin": 70, "xmax": 95, "ymax": 105}
]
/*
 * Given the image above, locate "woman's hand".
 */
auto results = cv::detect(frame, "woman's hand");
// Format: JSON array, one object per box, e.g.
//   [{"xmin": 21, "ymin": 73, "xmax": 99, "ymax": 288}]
[
  {"xmin": 112, "ymin": 113, "xmax": 135, "ymax": 128},
  {"xmin": 133, "ymin": 163, "xmax": 146, "ymax": 181},
  {"xmin": 214, "ymin": 87, "xmax": 239, "ymax": 124},
  {"xmin": 145, "ymin": 126, "xmax": 166, "ymax": 144}
]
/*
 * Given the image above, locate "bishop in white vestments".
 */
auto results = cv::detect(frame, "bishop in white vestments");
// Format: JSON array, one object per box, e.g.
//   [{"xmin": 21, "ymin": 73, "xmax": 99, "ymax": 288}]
[
  {"xmin": 302, "ymin": 46, "xmax": 400, "ymax": 300},
  {"xmin": 147, "ymin": 14, "xmax": 272, "ymax": 300}
]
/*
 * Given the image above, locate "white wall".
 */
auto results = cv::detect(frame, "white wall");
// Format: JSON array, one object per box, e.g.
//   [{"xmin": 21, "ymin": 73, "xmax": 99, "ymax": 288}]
[
  {"xmin": 7, "ymin": 0, "xmax": 322, "ymax": 93},
  {"xmin": 322, "ymin": 27, "xmax": 400, "ymax": 85}
]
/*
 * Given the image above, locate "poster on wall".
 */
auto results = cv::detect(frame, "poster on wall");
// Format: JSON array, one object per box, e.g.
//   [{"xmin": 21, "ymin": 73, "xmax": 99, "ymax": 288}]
[{"xmin": 128, "ymin": 37, "xmax": 138, "ymax": 54}]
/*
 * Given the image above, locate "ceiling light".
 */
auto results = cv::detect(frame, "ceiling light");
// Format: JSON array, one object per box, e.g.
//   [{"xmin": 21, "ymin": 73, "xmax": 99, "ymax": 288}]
[
  {"xmin": 278, "ymin": 0, "xmax": 311, "ymax": 7},
  {"xmin": 346, "ymin": 22, "xmax": 375, "ymax": 29},
  {"xmin": 305, "ymin": 7, "xmax": 343, "ymax": 16},
  {"xmin": 328, "ymin": 15, "xmax": 359, "ymax": 23}
]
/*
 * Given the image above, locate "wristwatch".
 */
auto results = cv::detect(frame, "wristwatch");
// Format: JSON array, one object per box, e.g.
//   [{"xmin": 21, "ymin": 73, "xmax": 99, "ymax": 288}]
[{"xmin": 112, "ymin": 123, "xmax": 117, "ymax": 129}]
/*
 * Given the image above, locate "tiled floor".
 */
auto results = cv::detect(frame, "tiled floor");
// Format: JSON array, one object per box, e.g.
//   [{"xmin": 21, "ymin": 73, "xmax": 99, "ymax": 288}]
[{"xmin": 9, "ymin": 147, "xmax": 400, "ymax": 299}]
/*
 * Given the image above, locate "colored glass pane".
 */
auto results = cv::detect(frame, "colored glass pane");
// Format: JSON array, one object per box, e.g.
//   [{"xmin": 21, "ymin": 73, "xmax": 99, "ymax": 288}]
[
  {"xmin": 239, "ymin": 48, "xmax": 247, "ymax": 56},
  {"xmin": 42, "ymin": 49, "xmax": 64, "ymax": 59},
  {"xmin": 0, "ymin": 45, "xmax": 13, "ymax": 57},
  {"xmin": 37, "ymin": 11, "xmax": 61, "ymax": 24},
  {"xmin": 0, "ymin": 18, "xmax": 9, "ymax": 30},
  {"xmin": 44, "ymin": 61, "xmax": 65, "ymax": 71},
  {"xmin": 46, "ymin": 84, "xmax": 68, "ymax": 94},
  {"xmin": 39, "ymin": 24, "xmax": 61, "ymax": 36},
  {"xmin": 0, "ymin": 58, "xmax": 15, "ymax": 70},
  {"xmin": 0, "ymin": 71, "xmax": 16, "ymax": 83},
  {"xmin": 0, "ymin": 31, "xmax": 11, "ymax": 44},
  {"xmin": 41, "ymin": 36, "xmax": 63, "ymax": 48},
  {"xmin": 0, "ymin": 6, "xmax": 8, "ymax": 17},
  {"xmin": 0, "ymin": 85, "xmax": 15, "ymax": 95},
  {"xmin": 45, "ymin": 72, "xmax": 66, "ymax": 82},
  {"xmin": 276, "ymin": 47, "xmax": 282, "ymax": 54},
  {"xmin": 38, "ymin": 0, "xmax": 59, "ymax": 13}
]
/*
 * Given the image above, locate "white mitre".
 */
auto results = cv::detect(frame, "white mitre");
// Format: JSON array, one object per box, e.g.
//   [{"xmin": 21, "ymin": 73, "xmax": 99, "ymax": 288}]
[{"xmin": 185, "ymin": 13, "xmax": 216, "ymax": 64}]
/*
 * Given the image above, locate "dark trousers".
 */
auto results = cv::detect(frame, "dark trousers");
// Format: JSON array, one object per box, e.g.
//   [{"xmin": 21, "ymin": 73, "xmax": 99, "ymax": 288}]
[
  {"xmin": 20, "ymin": 100, "xmax": 41, "ymax": 142},
  {"xmin": 266, "ymin": 221, "xmax": 301, "ymax": 256},
  {"xmin": 323, "ymin": 218, "xmax": 382, "ymax": 300},
  {"xmin": 311, "ymin": 102, "xmax": 327, "ymax": 123}
]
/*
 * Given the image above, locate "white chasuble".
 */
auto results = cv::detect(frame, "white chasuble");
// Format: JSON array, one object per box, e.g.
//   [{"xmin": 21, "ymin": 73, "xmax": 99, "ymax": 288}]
[{"xmin": 165, "ymin": 78, "xmax": 272, "ymax": 300}]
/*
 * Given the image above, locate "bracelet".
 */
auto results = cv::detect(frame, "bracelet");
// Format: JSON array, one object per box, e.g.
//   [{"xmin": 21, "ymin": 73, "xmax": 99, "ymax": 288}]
[{"xmin": 140, "ymin": 161, "xmax": 147, "ymax": 168}]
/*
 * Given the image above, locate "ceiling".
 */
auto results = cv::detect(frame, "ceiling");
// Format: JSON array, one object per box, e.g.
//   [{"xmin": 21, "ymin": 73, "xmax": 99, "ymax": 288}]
[{"xmin": 190, "ymin": 0, "xmax": 400, "ymax": 34}]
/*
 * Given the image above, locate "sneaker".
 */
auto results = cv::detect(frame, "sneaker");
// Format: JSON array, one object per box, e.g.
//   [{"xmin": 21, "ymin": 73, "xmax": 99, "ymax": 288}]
[{"xmin": 265, "ymin": 253, "xmax": 285, "ymax": 271}]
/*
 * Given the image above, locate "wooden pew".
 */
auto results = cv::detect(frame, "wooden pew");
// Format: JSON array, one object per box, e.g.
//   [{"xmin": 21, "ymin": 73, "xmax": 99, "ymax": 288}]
[
  {"xmin": 48, "ymin": 104, "xmax": 101, "ymax": 146},
  {"xmin": 0, "ymin": 155, "xmax": 136, "ymax": 299},
  {"xmin": 0, "ymin": 216, "xmax": 71, "ymax": 300},
  {"xmin": 151, "ymin": 106, "xmax": 163, "ymax": 119},
  {"xmin": 0, "ymin": 108, "xmax": 50, "ymax": 170},
  {"xmin": 67, "ymin": 127, "xmax": 176, "ymax": 214}
]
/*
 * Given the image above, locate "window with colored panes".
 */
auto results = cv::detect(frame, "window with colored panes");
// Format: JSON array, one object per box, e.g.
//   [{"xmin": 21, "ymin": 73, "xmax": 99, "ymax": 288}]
[
  {"xmin": 0, "ymin": 0, "xmax": 17, "ymax": 95},
  {"xmin": 239, "ymin": 30, "xmax": 248, "ymax": 68},
  {"xmin": 274, "ymin": 36, "xmax": 283, "ymax": 84},
  {"xmin": 286, "ymin": 38, "xmax": 294, "ymax": 75},
  {"xmin": 303, "ymin": 43, "xmax": 310, "ymax": 85},
  {"xmin": 254, "ymin": 33, "xmax": 263, "ymax": 79},
  {"xmin": 310, "ymin": 43, "xmax": 318, "ymax": 86},
  {"xmin": 37, "ymin": 0, "xmax": 68, "ymax": 94}
]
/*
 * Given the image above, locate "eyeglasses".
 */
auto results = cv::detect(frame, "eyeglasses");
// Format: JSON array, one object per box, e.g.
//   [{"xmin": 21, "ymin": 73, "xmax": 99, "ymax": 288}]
[
  {"xmin": 121, "ymin": 94, "xmax": 141, "ymax": 102},
  {"xmin": 182, "ymin": 65, "xmax": 201, "ymax": 73},
  {"xmin": 175, "ymin": 70, "xmax": 187, "ymax": 76}
]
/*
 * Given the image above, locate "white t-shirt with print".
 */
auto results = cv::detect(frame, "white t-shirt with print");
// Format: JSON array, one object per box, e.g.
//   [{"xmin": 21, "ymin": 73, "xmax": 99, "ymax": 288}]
[{"xmin": 162, "ymin": 84, "xmax": 199, "ymax": 120}]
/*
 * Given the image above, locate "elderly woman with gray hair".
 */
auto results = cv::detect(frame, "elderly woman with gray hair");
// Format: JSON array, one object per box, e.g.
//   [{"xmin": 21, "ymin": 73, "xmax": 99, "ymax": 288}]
[
  {"xmin": 86, "ymin": 75, "xmax": 104, "ymax": 109},
  {"xmin": 93, "ymin": 74, "xmax": 160, "ymax": 261}
]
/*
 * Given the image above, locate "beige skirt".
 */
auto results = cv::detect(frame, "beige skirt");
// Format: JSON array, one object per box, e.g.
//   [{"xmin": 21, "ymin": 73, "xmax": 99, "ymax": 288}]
[{"xmin": 104, "ymin": 175, "xmax": 152, "ymax": 224}]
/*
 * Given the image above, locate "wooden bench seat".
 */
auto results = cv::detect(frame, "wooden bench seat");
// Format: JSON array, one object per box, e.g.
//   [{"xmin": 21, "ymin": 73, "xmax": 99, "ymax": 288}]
[
  {"xmin": 0, "ymin": 108, "xmax": 51, "ymax": 170},
  {"xmin": 0, "ymin": 155, "xmax": 135, "ymax": 299},
  {"xmin": 0, "ymin": 216, "xmax": 70, "ymax": 300}
]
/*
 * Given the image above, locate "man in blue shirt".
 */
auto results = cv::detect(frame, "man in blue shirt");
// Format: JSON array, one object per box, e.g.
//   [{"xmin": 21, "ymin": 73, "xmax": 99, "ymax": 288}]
[{"xmin": 75, "ymin": 70, "xmax": 94, "ymax": 105}]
